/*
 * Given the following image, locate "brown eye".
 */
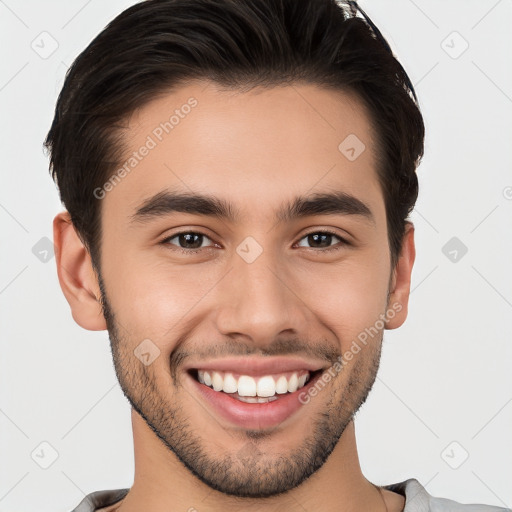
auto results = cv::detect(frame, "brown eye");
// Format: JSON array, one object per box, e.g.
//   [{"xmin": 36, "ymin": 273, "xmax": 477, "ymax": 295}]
[
  {"xmin": 296, "ymin": 231, "xmax": 348, "ymax": 251},
  {"xmin": 162, "ymin": 232, "xmax": 214, "ymax": 250}
]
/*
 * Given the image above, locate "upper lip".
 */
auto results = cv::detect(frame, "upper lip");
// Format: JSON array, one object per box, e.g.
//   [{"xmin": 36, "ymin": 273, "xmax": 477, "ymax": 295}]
[{"xmin": 184, "ymin": 356, "xmax": 327, "ymax": 376}]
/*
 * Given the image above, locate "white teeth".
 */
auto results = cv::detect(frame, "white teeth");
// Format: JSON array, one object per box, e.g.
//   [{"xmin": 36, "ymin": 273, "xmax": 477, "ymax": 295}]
[
  {"xmin": 237, "ymin": 395, "xmax": 278, "ymax": 403},
  {"xmin": 257, "ymin": 375, "xmax": 276, "ymax": 397},
  {"xmin": 222, "ymin": 373, "xmax": 238, "ymax": 393},
  {"xmin": 258, "ymin": 396, "xmax": 277, "ymax": 403},
  {"xmin": 287, "ymin": 373, "xmax": 299, "ymax": 393},
  {"xmin": 197, "ymin": 370, "xmax": 312, "ymax": 397},
  {"xmin": 238, "ymin": 375, "xmax": 257, "ymax": 396},
  {"xmin": 275, "ymin": 375, "xmax": 288, "ymax": 394},
  {"xmin": 212, "ymin": 371, "xmax": 223, "ymax": 391}
]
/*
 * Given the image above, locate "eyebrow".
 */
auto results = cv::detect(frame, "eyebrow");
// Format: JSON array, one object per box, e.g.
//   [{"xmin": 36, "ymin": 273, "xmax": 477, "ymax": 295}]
[{"xmin": 130, "ymin": 190, "xmax": 375, "ymax": 226}]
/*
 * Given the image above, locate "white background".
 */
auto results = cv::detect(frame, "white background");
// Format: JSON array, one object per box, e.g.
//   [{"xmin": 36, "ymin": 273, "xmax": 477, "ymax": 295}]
[{"xmin": 0, "ymin": 0, "xmax": 511, "ymax": 510}]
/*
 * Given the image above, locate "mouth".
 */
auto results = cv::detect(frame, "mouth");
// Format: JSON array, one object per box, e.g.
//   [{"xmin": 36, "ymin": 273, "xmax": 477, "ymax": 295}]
[
  {"xmin": 184, "ymin": 360, "xmax": 326, "ymax": 430},
  {"xmin": 188, "ymin": 368, "xmax": 322, "ymax": 403}
]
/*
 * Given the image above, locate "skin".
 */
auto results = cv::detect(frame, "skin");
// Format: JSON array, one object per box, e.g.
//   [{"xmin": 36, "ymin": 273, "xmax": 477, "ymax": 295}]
[{"xmin": 54, "ymin": 81, "xmax": 415, "ymax": 512}]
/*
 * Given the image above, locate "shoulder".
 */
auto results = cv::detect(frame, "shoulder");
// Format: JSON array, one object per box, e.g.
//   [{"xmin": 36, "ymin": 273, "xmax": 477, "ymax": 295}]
[
  {"xmin": 69, "ymin": 489, "xmax": 129, "ymax": 512},
  {"xmin": 384, "ymin": 478, "xmax": 510, "ymax": 512}
]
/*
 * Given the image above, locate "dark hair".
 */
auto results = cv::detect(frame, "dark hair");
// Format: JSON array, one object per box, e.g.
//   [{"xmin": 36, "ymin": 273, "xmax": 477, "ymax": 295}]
[{"xmin": 45, "ymin": 0, "xmax": 424, "ymax": 272}]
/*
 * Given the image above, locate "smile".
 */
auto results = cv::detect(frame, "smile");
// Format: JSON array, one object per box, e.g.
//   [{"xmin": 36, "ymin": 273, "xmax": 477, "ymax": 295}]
[
  {"xmin": 185, "ymin": 358, "xmax": 326, "ymax": 429},
  {"xmin": 194, "ymin": 369, "xmax": 313, "ymax": 403}
]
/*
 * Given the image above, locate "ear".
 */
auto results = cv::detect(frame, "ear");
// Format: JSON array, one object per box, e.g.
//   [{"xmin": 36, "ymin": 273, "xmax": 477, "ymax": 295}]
[
  {"xmin": 53, "ymin": 211, "xmax": 107, "ymax": 331},
  {"xmin": 385, "ymin": 221, "xmax": 416, "ymax": 330}
]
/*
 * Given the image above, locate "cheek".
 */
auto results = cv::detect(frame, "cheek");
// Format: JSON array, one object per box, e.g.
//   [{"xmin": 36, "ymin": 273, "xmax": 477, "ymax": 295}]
[
  {"xmin": 293, "ymin": 255, "xmax": 390, "ymax": 348},
  {"xmin": 104, "ymin": 256, "xmax": 220, "ymax": 345}
]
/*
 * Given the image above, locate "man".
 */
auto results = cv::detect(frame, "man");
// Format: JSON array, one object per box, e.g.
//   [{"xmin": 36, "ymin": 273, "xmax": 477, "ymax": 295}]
[{"xmin": 45, "ymin": 0, "xmax": 506, "ymax": 510}]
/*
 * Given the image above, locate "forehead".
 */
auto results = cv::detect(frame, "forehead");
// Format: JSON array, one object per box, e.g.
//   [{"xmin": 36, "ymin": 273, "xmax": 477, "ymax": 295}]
[{"xmin": 102, "ymin": 80, "xmax": 384, "ymax": 226}]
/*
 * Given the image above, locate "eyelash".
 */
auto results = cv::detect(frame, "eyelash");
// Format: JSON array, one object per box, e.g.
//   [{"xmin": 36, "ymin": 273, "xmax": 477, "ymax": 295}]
[{"xmin": 160, "ymin": 229, "xmax": 349, "ymax": 254}]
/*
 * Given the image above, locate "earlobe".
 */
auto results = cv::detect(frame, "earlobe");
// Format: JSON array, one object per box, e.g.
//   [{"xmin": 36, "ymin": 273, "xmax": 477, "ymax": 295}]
[
  {"xmin": 53, "ymin": 211, "xmax": 107, "ymax": 331},
  {"xmin": 385, "ymin": 222, "xmax": 416, "ymax": 330}
]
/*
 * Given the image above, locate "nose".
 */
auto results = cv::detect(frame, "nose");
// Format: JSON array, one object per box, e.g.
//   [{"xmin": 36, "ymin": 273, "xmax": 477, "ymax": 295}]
[{"xmin": 214, "ymin": 242, "xmax": 311, "ymax": 349}]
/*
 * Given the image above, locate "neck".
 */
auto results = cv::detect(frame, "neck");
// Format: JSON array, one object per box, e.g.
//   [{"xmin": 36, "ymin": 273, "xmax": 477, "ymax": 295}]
[{"xmin": 116, "ymin": 409, "xmax": 401, "ymax": 512}]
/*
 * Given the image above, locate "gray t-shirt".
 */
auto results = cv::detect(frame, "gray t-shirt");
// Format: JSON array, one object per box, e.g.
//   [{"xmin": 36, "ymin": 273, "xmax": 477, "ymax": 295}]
[{"xmin": 70, "ymin": 478, "xmax": 509, "ymax": 511}]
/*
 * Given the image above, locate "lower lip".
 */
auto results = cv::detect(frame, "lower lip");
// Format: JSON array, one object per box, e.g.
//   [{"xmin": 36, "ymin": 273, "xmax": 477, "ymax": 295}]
[{"xmin": 188, "ymin": 371, "xmax": 322, "ymax": 430}]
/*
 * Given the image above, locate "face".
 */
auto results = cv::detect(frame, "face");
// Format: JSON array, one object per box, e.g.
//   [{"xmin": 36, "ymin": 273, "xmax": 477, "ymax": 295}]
[{"xmin": 97, "ymin": 81, "xmax": 396, "ymax": 497}]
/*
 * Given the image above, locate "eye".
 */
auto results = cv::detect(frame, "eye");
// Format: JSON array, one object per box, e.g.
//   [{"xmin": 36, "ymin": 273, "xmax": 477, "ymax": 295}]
[
  {"xmin": 160, "ymin": 229, "xmax": 349, "ymax": 254},
  {"xmin": 161, "ymin": 231, "xmax": 216, "ymax": 252},
  {"xmin": 296, "ymin": 230, "xmax": 348, "ymax": 251}
]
